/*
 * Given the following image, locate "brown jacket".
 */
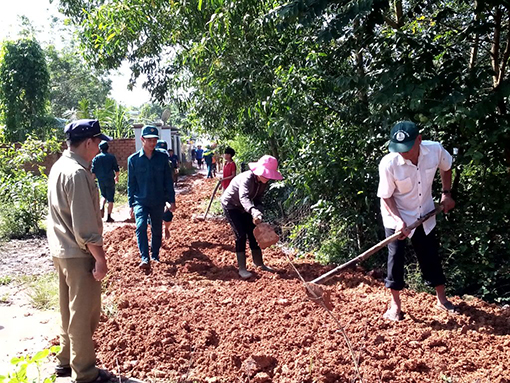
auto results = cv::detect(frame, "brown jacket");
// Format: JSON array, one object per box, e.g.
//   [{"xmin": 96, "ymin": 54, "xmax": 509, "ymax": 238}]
[{"xmin": 47, "ymin": 150, "xmax": 103, "ymax": 258}]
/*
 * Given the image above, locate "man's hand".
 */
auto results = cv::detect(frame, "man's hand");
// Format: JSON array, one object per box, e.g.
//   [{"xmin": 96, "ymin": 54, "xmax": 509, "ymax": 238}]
[
  {"xmin": 396, "ymin": 218, "xmax": 409, "ymax": 239},
  {"xmin": 169, "ymin": 203, "xmax": 177, "ymax": 212},
  {"xmin": 92, "ymin": 259, "xmax": 108, "ymax": 281},
  {"xmin": 441, "ymin": 194, "xmax": 456, "ymax": 213},
  {"xmin": 130, "ymin": 208, "xmax": 134, "ymax": 218},
  {"xmin": 252, "ymin": 208, "xmax": 263, "ymax": 225}
]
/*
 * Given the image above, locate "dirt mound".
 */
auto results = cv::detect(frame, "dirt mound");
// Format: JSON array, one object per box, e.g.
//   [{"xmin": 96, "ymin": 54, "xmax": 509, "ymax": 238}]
[{"xmin": 96, "ymin": 175, "xmax": 510, "ymax": 382}]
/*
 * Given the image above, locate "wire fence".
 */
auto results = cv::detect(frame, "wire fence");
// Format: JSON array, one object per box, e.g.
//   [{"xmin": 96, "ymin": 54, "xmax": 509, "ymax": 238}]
[{"xmin": 262, "ymin": 185, "xmax": 321, "ymax": 256}]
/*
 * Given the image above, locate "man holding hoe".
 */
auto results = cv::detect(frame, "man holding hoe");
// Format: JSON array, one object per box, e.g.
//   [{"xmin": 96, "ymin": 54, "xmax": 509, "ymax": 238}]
[{"xmin": 377, "ymin": 121, "xmax": 456, "ymax": 321}]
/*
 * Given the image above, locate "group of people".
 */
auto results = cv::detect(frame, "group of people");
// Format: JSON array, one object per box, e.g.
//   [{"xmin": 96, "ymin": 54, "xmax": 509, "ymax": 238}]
[
  {"xmin": 46, "ymin": 118, "xmax": 456, "ymax": 382},
  {"xmin": 191, "ymin": 144, "xmax": 223, "ymax": 178}
]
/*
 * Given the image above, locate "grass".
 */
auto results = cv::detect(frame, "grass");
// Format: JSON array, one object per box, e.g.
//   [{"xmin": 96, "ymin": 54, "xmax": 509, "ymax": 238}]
[
  {"xmin": 24, "ymin": 273, "xmax": 59, "ymax": 311},
  {"xmin": 178, "ymin": 165, "xmax": 196, "ymax": 176},
  {"xmin": 200, "ymin": 197, "xmax": 223, "ymax": 217},
  {"xmin": 102, "ymin": 293, "xmax": 118, "ymax": 318},
  {"xmin": 115, "ymin": 192, "xmax": 128, "ymax": 206},
  {"xmin": 0, "ymin": 293, "xmax": 10, "ymax": 303},
  {"xmin": 0, "ymin": 275, "xmax": 13, "ymax": 285}
]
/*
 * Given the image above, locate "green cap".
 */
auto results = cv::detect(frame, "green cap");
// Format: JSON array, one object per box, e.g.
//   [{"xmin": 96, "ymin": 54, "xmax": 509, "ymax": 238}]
[{"xmin": 389, "ymin": 121, "xmax": 419, "ymax": 153}]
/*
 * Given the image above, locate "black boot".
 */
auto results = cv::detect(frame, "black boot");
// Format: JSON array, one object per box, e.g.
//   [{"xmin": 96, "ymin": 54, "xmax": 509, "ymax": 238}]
[
  {"xmin": 236, "ymin": 252, "xmax": 252, "ymax": 279},
  {"xmin": 252, "ymin": 248, "xmax": 275, "ymax": 272}
]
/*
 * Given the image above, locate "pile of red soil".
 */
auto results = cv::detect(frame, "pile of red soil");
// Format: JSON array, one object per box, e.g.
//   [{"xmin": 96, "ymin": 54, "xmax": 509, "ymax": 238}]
[{"xmin": 97, "ymin": 174, "xmax": 510, "ymax": 382}]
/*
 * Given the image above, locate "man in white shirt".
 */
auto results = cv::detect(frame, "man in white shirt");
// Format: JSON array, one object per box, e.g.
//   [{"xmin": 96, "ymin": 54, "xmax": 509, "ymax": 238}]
[{"xmin": 377, "ymin": 121, "xmax": 456, "ymax": 321}]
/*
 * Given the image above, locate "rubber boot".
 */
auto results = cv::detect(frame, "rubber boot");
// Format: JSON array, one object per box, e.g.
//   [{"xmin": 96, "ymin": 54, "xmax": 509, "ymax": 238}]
[
  {"xmin": 236, "ymin": 252, "xmax": 252, "ymax": 279},
  {"xmin": 252, "ymin": 248, "xmax": 275, "ymax": 272}
]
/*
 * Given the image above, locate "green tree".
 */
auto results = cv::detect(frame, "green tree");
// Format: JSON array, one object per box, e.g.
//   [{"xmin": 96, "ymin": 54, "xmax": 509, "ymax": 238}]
[
  {"xmin": 45, "ymin": 45, "xmax": 111, "ymax": 118},
  {"xmin": 57, "ymin": 0, "xmax": 510, "ymax": 302},
  {"xmin": 0, "ymin": 38, "xmax": 50, "ymax": 142},
  {"xmin": 94, "ymin": 98, "xmax": 132, "ymax": 138}
]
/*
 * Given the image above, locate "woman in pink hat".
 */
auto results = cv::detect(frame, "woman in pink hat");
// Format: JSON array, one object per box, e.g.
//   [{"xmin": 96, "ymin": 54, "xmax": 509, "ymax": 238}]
[{"xmin": 220, "ymin": 155, "xmax": 283, "ymax": 278}]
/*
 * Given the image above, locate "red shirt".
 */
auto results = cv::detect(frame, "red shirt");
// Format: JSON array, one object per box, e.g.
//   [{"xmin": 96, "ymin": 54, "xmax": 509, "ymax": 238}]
[{"xmin": 222, "ymin": 161, "xmax": 236, "ymax": 190}]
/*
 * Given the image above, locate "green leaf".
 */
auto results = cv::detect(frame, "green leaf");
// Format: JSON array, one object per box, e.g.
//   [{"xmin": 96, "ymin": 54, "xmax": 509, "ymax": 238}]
[{"xmin": 32, "ymin": 349, "xmax": 50, "ymax": 361}]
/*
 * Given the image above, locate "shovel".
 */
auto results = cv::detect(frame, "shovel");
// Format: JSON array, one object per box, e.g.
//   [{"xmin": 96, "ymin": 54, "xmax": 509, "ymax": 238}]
[{"xmin": 310, "ymin": 204, "xmax": 444, "ymax": 285}]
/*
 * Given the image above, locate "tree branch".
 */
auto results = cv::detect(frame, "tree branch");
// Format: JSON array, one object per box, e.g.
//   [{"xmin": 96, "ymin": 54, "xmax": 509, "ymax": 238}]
[
  {"xmin": 469, "ymin": 0, "xmax": 480, "ymax": 74},
  {"xmin": 394, "ymin": 0, "xmax": 403, "ymax": 27},
  {"xmin": 496, "ymin": 7, "xmax": 510, "ymax": 88},
  {"xmin": 491, "ymin": 6, "xmax": 502, "ymax": 87}
]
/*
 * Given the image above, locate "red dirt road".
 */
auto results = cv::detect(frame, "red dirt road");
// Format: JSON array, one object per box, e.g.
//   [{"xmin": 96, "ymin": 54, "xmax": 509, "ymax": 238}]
[{"xmin": 97, "ymin": 174, "xmax": 510, "ymax": 382}]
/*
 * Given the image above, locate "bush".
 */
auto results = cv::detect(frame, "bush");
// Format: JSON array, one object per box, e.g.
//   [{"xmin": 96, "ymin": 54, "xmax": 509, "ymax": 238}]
[
  {"xmin": 116, "ymin": 168, "xmax": 128, "ymax": 195},
  {"xmin": 0, "ymin": 138, "xmax": 60, "ymax": 239},
  {"xmin": 0, "ymin": 346, "xmax": 60, "ymax": 383}
]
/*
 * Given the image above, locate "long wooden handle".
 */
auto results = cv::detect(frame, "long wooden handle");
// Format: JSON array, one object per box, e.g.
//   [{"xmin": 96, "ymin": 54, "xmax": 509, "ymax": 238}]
[
  {"xmin": 203, "ymin": 180, "xmax": 222, "ymax": 219},
  {"xmin": 310, "ymin": 204, "xmax": 444, "ymax": 285}
]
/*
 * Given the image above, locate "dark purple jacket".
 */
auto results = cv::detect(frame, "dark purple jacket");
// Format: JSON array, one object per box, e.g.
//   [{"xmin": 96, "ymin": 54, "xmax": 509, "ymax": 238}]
[{"xmin": 221, "ymin": 171, "xmax": 266, "ymax": 213}]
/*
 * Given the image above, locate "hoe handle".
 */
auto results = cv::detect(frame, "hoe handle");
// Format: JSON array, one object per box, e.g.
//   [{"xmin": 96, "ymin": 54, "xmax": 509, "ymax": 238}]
[
  {"xmin": 310, "ymin": 204, "xmax": 444, "ymax": 285},
  {"xmin": 203, "ymin": 180, "xmax": 222, "ymax": 219}
]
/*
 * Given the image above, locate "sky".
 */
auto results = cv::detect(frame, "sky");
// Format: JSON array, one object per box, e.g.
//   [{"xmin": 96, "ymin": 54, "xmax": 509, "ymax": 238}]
[{"xmin": 0, "ymin": 0, "xmax": 152, "ymax": 107}]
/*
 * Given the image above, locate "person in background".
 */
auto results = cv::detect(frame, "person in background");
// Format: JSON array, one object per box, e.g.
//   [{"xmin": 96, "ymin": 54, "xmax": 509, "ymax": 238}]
[
  {"xmin": 47, "ymin": 119, "xmax": 114, "ymax": 383},
  {"xmin": 91, "ymin": 140, "xmax": 119, "ymax": 222},
  {"xmin": 221, "ymin": 147, "xmax": 236, "ymax": 191},
  {"xmin": 377, "ymin": 121, "xmax": 456, "ymax": 321},
  {"xmin": 128, "ymin": 126, "xmax": 176, "ymax": 270},
  {"xmin": 203, "ymin": 146, "xmax": 214, "ymax": 178},
  {"xmin": 168, "ymin": 148, "xmax": 180, "ymax": 186},
  {"xmin": 196, "ymin": 145, "xmax": 204, "ymax": 169},
  {"xmin": 215, "ymin": 150, "xmax": 224, "ymax": 172},
  {"xmin": 221, "ymin": 155, "xmax": 283, "ymax": 278},
  {"xmin": 191, "ymin": 147, "xmax": 197, "ymax": 164},
  {"xmin": 212, "ymin": 152, "xmax": 217, "ymax": 177},
  {"xmin": 155, "ymin": 140, "xmax": 175, "ymax": 239}
]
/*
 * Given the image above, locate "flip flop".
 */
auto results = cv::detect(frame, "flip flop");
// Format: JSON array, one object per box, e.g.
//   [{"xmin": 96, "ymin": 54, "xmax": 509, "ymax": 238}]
[
  {"xmin": 383, "ymin": 309, "xmax": 405, "ymax": 321},
  {"xmin": 436, "ymin": 301, "xmax": 459, "ymax": 314}
]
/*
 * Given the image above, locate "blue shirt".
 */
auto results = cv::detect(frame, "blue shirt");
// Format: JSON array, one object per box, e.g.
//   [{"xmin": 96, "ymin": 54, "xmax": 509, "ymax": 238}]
[
  {"xmin": 91, "ymin": 152, "xmax": 119, "ymax": 185},
  {"xmin": 196, "ymin": 149, "xmax": 204, "ymax": 159},
  {"xmin": 169, "ymin": 154, "xmax": 179, "ymax": 168},
  {"xmin": 127, "ymin": 149, "xmax": 175, "ymax": 207}
]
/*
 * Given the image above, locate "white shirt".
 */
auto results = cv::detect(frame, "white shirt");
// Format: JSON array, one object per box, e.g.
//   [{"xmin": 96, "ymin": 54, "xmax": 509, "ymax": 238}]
[{"xmin": 377, "ymin": 141, "xmax": 452, "ymax": 236}]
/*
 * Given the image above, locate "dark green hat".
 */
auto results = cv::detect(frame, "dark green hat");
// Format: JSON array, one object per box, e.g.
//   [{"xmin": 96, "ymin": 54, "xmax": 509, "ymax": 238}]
[
  {"xmin": 142, "ymin": 125, "xmax": 159, "ymax": 138},
  {"xmin": 389, "ymin": 121, "xmax": 419, "ymax": 153},
  {"xmin": 99, "ymin": 140, "xmax": 109, "ymax": 150},
  {"xmin": 155, "ymin": 140, "xmax": 168, "ymax": 150}
]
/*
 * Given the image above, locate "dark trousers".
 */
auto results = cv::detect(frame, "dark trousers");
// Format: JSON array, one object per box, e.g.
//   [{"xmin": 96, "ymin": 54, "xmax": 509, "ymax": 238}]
[
  {"xmin": 223, "ymin": 208, "xmax": 260, "ymax": 253},
  {"xmin": 385, "ymin": 226, "xmax": 446, "ymax": 291},
  {"xmin": 134, "ymin": 204, "xmax": 164, "ymax": 262}
]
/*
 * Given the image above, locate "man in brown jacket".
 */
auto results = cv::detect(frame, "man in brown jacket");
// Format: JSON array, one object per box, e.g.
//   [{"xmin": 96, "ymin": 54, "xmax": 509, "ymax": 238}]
[{"xmin": 47, "ymin": 119, "xmax": 113, "ymax": 383}]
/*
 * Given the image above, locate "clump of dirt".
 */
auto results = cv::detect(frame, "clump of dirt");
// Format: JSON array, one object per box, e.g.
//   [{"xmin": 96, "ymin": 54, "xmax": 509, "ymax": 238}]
[{"xmin": 96, "ymin": 175, "xmax": 510, "ymax": 382}]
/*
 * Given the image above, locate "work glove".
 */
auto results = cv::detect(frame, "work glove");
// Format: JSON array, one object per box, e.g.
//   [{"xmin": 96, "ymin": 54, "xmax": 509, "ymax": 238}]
[{"xmin": 251, "ymin": 208, "xmax": 263, "ymax": 225}]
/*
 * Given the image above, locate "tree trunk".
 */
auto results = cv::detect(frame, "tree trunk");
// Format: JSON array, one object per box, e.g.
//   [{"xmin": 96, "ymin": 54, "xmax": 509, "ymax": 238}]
[
  {"xmin": 468, "ymin": 0, "xmax": 479, "ymax": 74},
  {"xmin": 491, "ymin": 6, "xmax": 502, "ymax": 88},
  {"xmin": 353, "ymin": 19, "xmax": 368, "ymax": 104}
]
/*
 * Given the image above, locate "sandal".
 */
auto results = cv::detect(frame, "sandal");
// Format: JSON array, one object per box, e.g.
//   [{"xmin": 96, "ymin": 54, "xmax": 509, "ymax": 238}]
[
  {"xmin": 73, "ymin": 369, "xmax": 114, "ymax": 383},
  {"xmin": 436, "ymin": 301, "xmax": 459, "ymax": 314}
]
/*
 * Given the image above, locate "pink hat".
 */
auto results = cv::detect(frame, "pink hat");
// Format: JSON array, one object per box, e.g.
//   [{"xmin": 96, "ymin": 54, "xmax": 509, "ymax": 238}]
[{"xmin": 249, "ymin": 155, "xmax": 283, "ymax": 180}]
